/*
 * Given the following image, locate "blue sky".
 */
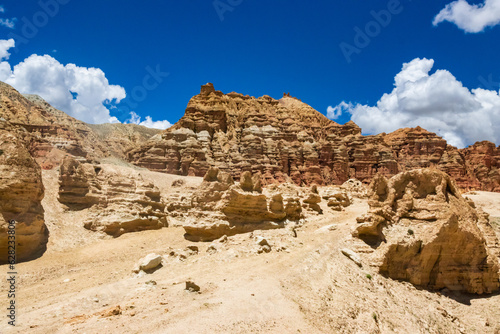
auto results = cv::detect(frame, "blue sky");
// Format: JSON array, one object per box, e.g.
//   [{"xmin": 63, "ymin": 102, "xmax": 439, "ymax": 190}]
[{"xmin": 1, "ymin": 0, "xmax": 500, "ymax": 147}]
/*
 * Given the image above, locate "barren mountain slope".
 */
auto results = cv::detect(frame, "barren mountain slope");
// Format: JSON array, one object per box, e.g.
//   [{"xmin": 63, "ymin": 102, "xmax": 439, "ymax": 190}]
[{"xmin": 0, "ymin": 81, "xmax": 161, "ymax": 169}]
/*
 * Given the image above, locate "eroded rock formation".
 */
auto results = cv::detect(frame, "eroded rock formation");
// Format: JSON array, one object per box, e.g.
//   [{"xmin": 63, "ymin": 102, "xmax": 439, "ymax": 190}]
[
  {"xmin": 383, "ymin": 127, "xmax": 497, "ymax": 191},
  {"xmin": 0, "ymin": 121, "xmax": 48, "ymax": 263},
  {"xmin": 353, "ymin": 168, "xmax": 500, "ymax": 294},
  {"xmin": 127, "ymin": 83, "xmax": 396, "ymax": 186},
  {"xmin": 340, "ymin": 179, "xmax": 369, "ymax": 198},
  {"xmin": 58, "ymin": 157, "xmax": 168, "ymax": 236},
  {"xmin": 462, "ymin": 141, "xmax": 500, "ymax": 192},
  {"xmin": 166, "ymin": 167, "xmax": 305, "ymax": 241},
  {"xmin": 2, "ymin": 80, "xmax": 498, "ymax": 191},
  {"xmin": 127, "ymin": 84, "xmax": 500, "ymax": 192}
]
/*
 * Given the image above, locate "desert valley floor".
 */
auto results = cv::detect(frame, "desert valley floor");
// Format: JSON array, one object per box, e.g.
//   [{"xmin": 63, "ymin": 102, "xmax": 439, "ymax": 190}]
[{"xmin": 1, "ymin": 162, "xmax": 499, "ymax": 334}]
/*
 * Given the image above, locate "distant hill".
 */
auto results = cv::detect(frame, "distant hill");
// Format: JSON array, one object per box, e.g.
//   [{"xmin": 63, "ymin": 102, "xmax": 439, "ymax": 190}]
[{"xmin": 0, "ymin": 81, "xmax": 161, "ymax": 169}]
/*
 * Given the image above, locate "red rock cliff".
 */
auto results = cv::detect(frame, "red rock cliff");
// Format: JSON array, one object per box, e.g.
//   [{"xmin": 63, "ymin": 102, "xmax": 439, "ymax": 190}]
[
  {"xmin": 127, "ymin": 84, "xmax": 500, "ymax": 191},
  {"xmin": 128, "ymin": 84, "xmax": 404, "ymax": 185}
]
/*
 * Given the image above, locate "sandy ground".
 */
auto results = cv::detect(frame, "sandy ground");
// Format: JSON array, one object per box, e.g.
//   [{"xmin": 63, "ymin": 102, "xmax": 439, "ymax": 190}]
[
  {"xmin": 1, "ymin": 167, "xmax": 500, "ymax": 334},
  {"xmin": 465, "ymin": 191, "xmax": 500, "ymax": 226}
]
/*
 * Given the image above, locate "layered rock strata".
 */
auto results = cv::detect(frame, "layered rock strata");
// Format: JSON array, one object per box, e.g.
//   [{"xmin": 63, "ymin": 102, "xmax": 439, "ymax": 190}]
[
  {"xmin": 0, "ymin": 121, "xmax": 48, "ymax": 263},
  {"xmin": 127, "ymin": 83, "xmax": 396, "ymax": 186},
  {"xmin": 58, "ymin": 157, "xmax": 168, "ymax": 236},
  {"xmin": 127, "ymin": 84, "xmax": 500, "ymax": 192},
  {"xmin": 353, "ymin": 168, "xmax": 500, "ymax": 294},
  {"xmin": 167, "ymin": 167, "xmax": 305, "ymax": 241}
]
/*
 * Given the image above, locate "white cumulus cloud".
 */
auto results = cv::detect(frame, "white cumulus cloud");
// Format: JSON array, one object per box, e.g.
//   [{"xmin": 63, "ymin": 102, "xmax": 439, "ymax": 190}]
[
  {"xmin": 0, "ymin": 38, "xmax": 14, "ymax": 60},
  {"xmin": 0, "ymin": 4, "xmax": 16, "ymax": 29},
  {"xmin": 126, "ymin": 111, "xmax": 172, "ymax": 130},
  {"xmin": 433, "ymin": 0, "xmax": 500, "ymax": 33},
  {"xmin": 0, "ymin": 18, "xmax": 15, "ymax": 29},
  {"xmin": 0, "ymin": 39, "xmax": 125, "ymax": 124},
  {"xmin": 0, "ymin": 39, "xmax": 172, "ymax": 128},
  {"xmin": 328, "ymin": 58, "xmax": 500, "ymax": 148},
  {"xmin": 327, "ymin": 102, "xmax": 352, "ymax": 120}
]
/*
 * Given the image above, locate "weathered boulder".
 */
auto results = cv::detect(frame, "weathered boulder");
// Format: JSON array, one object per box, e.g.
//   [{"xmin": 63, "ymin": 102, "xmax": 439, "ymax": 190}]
[
  {"xmin": 340, "ymin": 179, "xmax": 368, "ymax": 198},
  {"xmin": 303, "ymin": 193, "xmax": 322, "ymax": 213},
  {"xmin": 322, "ymin": 188, "xmax": 351, "ymax": 211},
  {"xmin": 171, "ymin": 178, "xmax": 185, "ymax": 187},
  {"xmin": 239, "ymin": 171, "xmax": 254, "ymax": 192},
  {"xmin": 185, "ymin": 280, "xmax": 201, "ymax": 292},
  {"xmin": 183, "ymin": 189, "xmax": 287, "ymax": 241},
  {"xmin": 0, "ymin": 123, "xmax": 48, "ymax": 263},
  {"xmin": 179, "ymin": 170, "xmax": 302, "ymax": 241},
  {"xmin": 203, "ymin": 166, "xmax": 220, "ymax": 182},
  {"xmin": 341, "ymin": 248, "xmax": 362, "ymax": 267},
  {"xmin": 353, "ymin": 168, "xmax": 500, "ymax": 294},
  {"xmin": 219, "ymin": 188, "xmax": 286, "ymax": 221},
  {"xmin": 58, "ymin": 157, "xmax": 168, "ymax": 236}
]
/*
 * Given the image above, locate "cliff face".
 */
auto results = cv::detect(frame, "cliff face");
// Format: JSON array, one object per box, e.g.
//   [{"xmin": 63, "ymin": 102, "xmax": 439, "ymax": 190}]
[
  {"xmin": 0, "ymin": 82, "xmax": 161, "ymax": 169},
  {"xmin": 127, "ymin": 83, "xmax": 398, "ymax": 186},
  {"xmin": 2, "ymin": 80, "xmax": 498, "ymax": 191},
  {"xmin": 0, "ymin": 121, "xmax": 48, "ymax": 263},
  {"xmin": 127, "ymin": 84, "xmax": 500, "ymax": 191},
  {"xmin": 462, "ymin": 141, "xmax": 500, "ymax": 192}
]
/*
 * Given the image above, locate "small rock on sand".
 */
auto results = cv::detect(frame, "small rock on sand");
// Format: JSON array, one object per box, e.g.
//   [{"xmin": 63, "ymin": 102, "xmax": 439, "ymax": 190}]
[
  {"xmin": 341, "ymin": 248, "xmax": 362, "ymax": 267},
  {"xmin": 185, "ymin": 281, "xmax": 201, "ymax": 292},
  {"xmin": 133, "ymin": 253, "xmax": 163, "ymax": 273}
]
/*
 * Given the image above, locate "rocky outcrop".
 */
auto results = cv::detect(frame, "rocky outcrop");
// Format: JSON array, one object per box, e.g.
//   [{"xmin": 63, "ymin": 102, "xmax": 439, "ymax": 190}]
[
  {"xmin": 0, "ymin": 121, "xmax": 48, "ymax": 263},
  {"xmin": 303, "ymin": 188, "xmax": 322, "ymax": 214},
  {"xmin": 383, "ymin": 127, "xmax": 496, "ymax": 191},
  {"xmin": 127, "ymin": 83, "xmax": 373, "ymax": 186},
  {"xmin": 127, "ymin": 84, "xmax": 499, "ymax": 192},
  {"xmin": 166, "ymin": 168, "xmax": 304, "ymax": 241},
  {"xmin": 340, "ymin": 179, "xmax": 368, "ymax": 198},
  {"xmin": 133, "ymin": 253, "xmax": 163, "ymax": 273},
  {"xmin": 462, "ymin": 141, "xmax": 500, "ymax": 192},
  {"xmin": 384, "ymin": 127, "xmax": 448, "ymax": 170},
  {"xmin": 353, "ymin": 168, "xmax": 500, "ymax": 294},
  {"xmin": 0, "ymin": 81, "xmax": 161, "ymax": 169},
  {"xmin": 323, "ymin": 190, "xmax": 351, "ymax": 211},
  {"xmin": 3, "ymin": 80, "xmax": 498, "ymax": 192},
  {"xmin": 58, "ymin": 157, "xmax": 168, "ymax": 236}
]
